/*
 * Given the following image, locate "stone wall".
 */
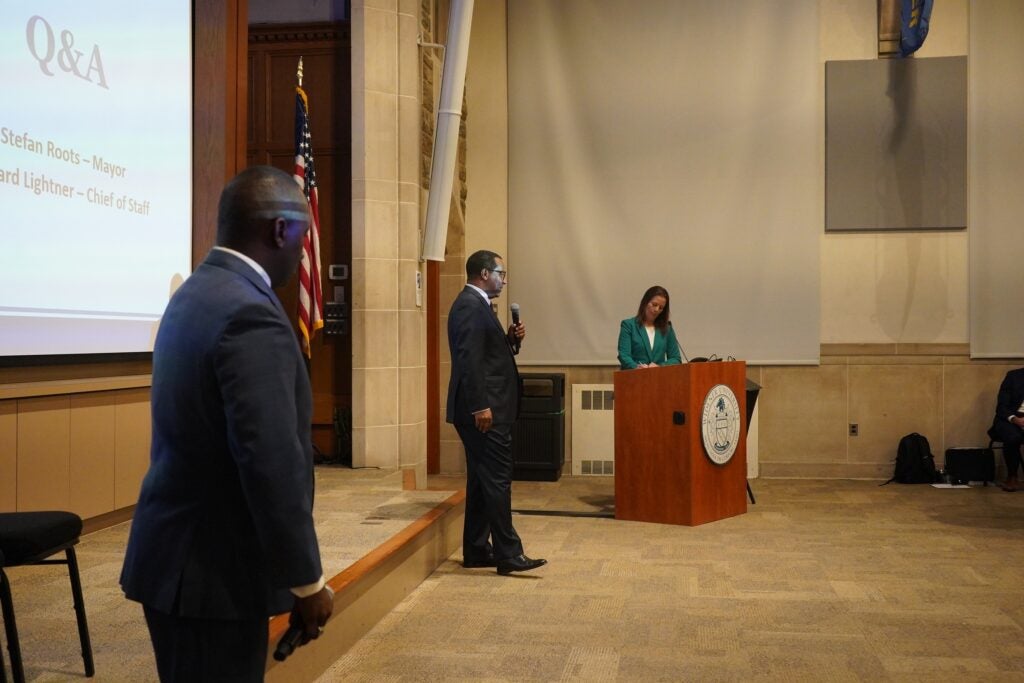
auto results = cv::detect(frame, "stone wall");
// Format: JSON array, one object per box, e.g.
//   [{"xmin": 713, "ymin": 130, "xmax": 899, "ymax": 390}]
[{"xmin": 349, "ymin": 0, "xmax": 426, "ymax": 483}]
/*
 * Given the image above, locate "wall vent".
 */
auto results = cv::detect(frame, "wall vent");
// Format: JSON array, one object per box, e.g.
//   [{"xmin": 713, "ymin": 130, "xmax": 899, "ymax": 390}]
[{"xmin": 572, "ymin": 384, "xmax": 615, "ymax": 476}]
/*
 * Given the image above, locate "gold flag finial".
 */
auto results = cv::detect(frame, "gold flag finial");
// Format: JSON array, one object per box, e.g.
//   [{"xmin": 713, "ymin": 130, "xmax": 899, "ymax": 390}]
[{"xmin": 297, "ymin": 56, "xmax": 304, "ymax": 87}]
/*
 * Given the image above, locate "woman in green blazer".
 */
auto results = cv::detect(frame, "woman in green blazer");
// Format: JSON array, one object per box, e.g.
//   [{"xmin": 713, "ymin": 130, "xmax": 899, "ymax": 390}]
[{"xmin": 618, "ymin": 285, "xmax": 683, "ymax": 369}]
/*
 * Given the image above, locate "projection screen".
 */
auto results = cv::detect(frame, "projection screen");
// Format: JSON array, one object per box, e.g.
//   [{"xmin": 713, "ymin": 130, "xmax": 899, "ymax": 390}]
[{"xmin": 0, "ymin": 3, "xmax": 192, "ymax": 357}]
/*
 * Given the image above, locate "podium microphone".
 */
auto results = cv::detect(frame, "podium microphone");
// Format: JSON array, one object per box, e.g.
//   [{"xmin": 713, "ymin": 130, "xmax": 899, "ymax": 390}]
[
  {"xmin": 669, "ymin": 321, "xmax": 688, "ymax": 362},
  {"xmin": 510, "ymin": 303, "xmax": 521, "ymax": 354}
]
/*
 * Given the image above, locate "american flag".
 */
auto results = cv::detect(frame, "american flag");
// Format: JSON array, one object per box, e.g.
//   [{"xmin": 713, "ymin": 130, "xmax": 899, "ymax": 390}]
[{"xmin": 294, "ymin": 85, "xmax": 324, "ymax": 357}]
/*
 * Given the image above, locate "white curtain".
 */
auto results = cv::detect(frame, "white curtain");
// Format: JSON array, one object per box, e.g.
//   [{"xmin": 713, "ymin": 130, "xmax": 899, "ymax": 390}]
[
  {"xmin": 969, "ymin": 0, "xmax": 1024, "ymax": 358},
  {"xmin": 507, "ymin": 0, "xmax": 821, "ymax": 365}
]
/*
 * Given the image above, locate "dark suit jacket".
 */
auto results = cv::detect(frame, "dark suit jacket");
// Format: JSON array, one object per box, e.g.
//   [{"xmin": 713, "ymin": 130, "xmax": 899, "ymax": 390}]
[
  {"xmin": 990, "ymin": 368, "xmax": 1024, "ymax": 434},
  {"xmin": 617, "ymin": 317, "xmax": 683, "ymax": 370},
  {"xmin": 120, "ymin": 249, "xmax": 322, "ymax": 620},
  {"xmin": 446, "ymin": 286, "xmax": 520, "ymax": 426}
]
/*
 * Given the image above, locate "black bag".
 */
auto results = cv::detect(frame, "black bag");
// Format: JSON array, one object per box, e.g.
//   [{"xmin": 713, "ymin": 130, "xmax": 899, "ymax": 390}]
[
  {"xmin": 883, "ymin": 433, "xmax": 938, "ymax": 485},
  {"xmin": 944, "ymin": 448, "xmax": 995, "ymax": 485}
]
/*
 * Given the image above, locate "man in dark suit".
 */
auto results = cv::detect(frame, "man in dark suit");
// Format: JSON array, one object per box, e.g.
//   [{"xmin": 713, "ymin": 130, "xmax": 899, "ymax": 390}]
[
  {"xmin": 989, "ymin": 367, "xmax": 1024, "ymax": 491},
  {"xmin": 446, "ymin": 250, "xmax": 546, "ymax": 575},
  {"xmin": 121, "ymin": 166, "xmax": 332, "ymax": 681}
]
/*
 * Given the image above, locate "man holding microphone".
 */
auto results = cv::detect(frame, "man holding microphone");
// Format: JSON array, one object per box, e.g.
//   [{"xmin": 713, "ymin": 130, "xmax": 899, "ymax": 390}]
[{"xmin": 446, "ymin": 250, "xmax": 546, "ymax": 575}]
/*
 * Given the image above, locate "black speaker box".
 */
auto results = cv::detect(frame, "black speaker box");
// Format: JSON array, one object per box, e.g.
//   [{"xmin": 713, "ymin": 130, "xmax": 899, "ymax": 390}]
[{"xmin": 944, "ymin": 448, "xmax": 995, "ymax": 484}]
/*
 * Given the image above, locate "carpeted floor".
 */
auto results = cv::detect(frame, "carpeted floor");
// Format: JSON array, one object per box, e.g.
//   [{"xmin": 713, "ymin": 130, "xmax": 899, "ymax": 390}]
[
  {"xmin": 7, "ymin": 474, "xmax": 1024, "ymax": 681},
  {"xmin": 0, "ymin": 467, "xmax": 455, "ymax": 682},
  {"xmin": 318, "ymin": 478, "xmax": 1024, "ymax": 682}
]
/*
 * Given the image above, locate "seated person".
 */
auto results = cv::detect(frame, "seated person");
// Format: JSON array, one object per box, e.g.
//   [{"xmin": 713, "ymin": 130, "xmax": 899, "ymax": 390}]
[
  {"xmin": 988, "ymin": 367, "xmax": 1024, "ymax": 491},
  {"xmin": 617, "ymin": 285, "xmax": 683, "ymax": 370}
]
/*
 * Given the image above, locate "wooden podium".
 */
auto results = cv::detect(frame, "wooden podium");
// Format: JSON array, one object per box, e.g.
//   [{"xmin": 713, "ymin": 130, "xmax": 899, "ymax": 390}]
[{"xmin": 614, "ymin": 361, "xmax": 747, "ymax": 526}]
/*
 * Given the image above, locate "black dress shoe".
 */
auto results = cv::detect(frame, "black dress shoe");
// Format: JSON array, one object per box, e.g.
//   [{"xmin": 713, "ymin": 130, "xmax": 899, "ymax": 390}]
[
  {"xmin": 496, "ymin": 554, "xmax": 547, "ymax": 575},
  {"xmin": 462, "ymin": 555, "xmax": 496, "ymax": 568}
]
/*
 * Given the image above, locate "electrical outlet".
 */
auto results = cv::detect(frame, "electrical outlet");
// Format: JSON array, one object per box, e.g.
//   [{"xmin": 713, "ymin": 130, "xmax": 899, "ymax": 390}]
[{"xmin": 849, "ymin": 423, "xmax": 859, "ymax": 436}]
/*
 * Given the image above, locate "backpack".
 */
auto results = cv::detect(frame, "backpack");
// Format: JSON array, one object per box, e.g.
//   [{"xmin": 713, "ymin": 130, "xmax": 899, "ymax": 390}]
[{"xmin": 883, "ymin": 433, "xmax": 938, "ymax": 485}]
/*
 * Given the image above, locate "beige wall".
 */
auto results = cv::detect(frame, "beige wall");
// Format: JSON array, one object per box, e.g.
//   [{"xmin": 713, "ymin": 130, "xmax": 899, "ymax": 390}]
[
  {"xmin": 820, "ymin": 0, "xmax": 969, "ymax": 344},
  {"xmin": 0, "ymin": 385, "xmax": 150, "ymax": 516},
  {"xmin": 455, "ymin": 0, "xmax": 1010, "ymax": 479},
  {"xmin": 350, "ymin": 0, "xmax": 427, "ymax": 484},
  {"xmin": 754, "ymin": 347, "xmax": 1011, "ymax": 479},
  {"xmin": 464, "ymin": 0, "xmax": 509, "ymax": 324}
]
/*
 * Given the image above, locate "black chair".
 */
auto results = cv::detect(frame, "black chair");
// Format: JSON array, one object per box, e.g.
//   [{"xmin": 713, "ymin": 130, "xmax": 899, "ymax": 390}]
[
  {"xmin": 0, "ymin": 512, "xmax": 94, "ymax": 683},
  {"xmin": 0, "ymin": 548, "xmax": 6, "ymax": 683}
]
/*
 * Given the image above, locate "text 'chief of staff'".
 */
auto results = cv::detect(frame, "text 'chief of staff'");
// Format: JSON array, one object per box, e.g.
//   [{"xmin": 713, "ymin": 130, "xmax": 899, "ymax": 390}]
[
  {"xmin": 446, "ymin": 250, "xmax": 546, "ymax": 575},
  {"xmin": 121, "ymin": 166, "xmax": 332, "ymax": 683}
]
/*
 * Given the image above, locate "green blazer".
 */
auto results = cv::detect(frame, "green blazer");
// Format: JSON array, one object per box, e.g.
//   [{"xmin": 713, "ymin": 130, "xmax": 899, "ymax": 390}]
[{"xmin": 617, "ymin": 318, "xmax": 682, "ymax": 369}]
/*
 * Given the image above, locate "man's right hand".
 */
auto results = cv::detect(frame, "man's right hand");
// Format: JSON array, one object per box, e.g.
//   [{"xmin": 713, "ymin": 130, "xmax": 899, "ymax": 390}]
[
  {"xmin": 1012, "ymin": 416, "xmax": 1024, "ymax": 429},
  {"xmin": 474, "ymin": 408, "xmax": 493, "ymax": 432},
  {"xmin": 291, "ymin": 586, "xmax": 333, "ymax": 645}
]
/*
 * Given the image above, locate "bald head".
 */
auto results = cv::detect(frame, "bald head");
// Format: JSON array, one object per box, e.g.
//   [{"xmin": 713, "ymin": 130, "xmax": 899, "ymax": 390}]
[
  {"xmin": 216, "ymin": 166, "xmax": 312, "ymax": 287},
  {"xmin": 217, "ymin": 166, "xmax": 307, "ymax": 247}
]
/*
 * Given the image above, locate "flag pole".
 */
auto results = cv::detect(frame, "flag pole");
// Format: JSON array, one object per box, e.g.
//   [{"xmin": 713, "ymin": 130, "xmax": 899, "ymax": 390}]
[{"xmin": 293, "ymin": 54, "xmax": 323, "ymax": 358}]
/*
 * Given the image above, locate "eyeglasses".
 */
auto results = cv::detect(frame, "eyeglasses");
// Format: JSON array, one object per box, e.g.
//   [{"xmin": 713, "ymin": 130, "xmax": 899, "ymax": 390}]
[{"xmin": 487, "ymin": 268, "xmax": 507, "ymax": 281}]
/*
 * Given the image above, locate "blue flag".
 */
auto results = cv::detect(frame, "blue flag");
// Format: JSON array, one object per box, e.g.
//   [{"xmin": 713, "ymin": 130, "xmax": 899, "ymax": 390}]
[{"xmin": 900, "ymin": 0, "xmax": 934, "ymax": 57}]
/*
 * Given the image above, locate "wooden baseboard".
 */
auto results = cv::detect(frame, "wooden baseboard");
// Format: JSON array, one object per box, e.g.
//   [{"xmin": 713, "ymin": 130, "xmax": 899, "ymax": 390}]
[
  {"xmin": 82, "ymin": 506, "xmax": 135, "ymax": 534},
  {"xmin": 264, "ymin": 490, "xmax": 465, "ymax": 681},
  {"xmin": 402, "ymin": 467, "xmax": 417, "ymax": 490}
]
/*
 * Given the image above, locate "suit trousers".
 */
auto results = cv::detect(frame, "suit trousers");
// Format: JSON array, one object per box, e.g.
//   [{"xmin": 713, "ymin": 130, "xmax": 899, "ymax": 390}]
[
  {"xmin": 990, "ymin": 420, "xmax": 1024, "ymax": 477},
  {"xmin": 143, "ymin": 605, "xmax": 268, "ymax": 682},
  {"xmin": 456, "ymin": 422, "xmax": 525, "ymax": 562}
]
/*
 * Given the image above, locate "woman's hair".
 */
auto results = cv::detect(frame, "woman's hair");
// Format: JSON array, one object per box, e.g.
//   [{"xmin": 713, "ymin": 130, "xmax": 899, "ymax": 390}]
[{"xmin": 635, "ymin": 285, "xmax": 671, "ymax": 332}]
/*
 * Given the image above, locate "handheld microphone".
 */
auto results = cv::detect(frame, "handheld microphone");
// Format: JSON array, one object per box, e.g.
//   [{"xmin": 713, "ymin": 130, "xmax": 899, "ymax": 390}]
[
  {"xmin": 510, "ymin": 303, "xmax": 521, "ymax": 354},
  {"xmin": 273, "ymin": 626, "xmax": 304, "ymax": 661},
  {"xmin": 273, "ymin": 586, "xmax": 334, "ymax": 662}
]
